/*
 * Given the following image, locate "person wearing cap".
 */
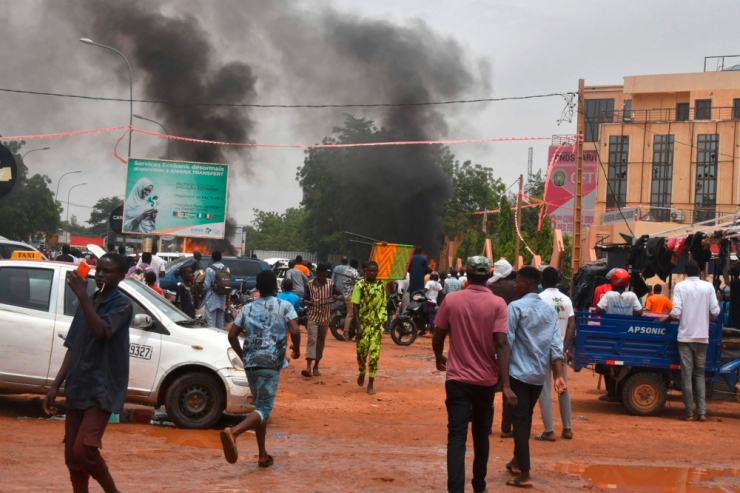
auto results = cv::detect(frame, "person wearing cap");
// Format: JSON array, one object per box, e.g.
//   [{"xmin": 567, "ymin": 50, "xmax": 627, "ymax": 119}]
[
  {"xmin": 505, "ymin": 266, "xmax": 566, "ymax": 488},
  {"xmin": 432, "ymin": 256, "xmax": 511, "ymax": 493},
  {"xmin": 486, "ymin": 258, "xmax": 518, "ymax": 438},
  {"xmin": 595, "ymin": 268, "xmax": 642, "ymax": 316}
]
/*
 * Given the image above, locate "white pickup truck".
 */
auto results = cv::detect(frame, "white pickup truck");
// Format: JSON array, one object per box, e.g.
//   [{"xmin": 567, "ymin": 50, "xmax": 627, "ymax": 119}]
[{"xmin": 0, "ymin": 257, "xmax": 252, "ymax": 429}]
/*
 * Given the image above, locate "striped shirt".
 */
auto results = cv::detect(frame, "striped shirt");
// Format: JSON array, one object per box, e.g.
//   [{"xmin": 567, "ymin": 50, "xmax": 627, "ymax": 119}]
[{"xmin": 304, "ymin": 278, "xmax": 338, "ymax": 325}]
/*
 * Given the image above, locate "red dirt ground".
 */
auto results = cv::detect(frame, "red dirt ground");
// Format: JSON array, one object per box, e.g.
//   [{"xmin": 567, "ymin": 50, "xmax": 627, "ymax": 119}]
[{"xmin": 1, "ymin": 329, "xmax": 740, "ymax": 492}]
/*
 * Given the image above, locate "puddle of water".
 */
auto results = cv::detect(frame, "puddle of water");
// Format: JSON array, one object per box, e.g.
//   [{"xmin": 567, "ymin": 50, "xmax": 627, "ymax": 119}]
[{"xmin": 554, "ymin": 464, "xmax": 740, "ymax": 493}]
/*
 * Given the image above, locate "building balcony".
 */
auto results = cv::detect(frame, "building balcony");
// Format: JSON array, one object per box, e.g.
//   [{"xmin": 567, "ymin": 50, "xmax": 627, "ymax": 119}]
[{"xmin": 599, "ymin": 106, "xmax": 739, "ymax": 124}]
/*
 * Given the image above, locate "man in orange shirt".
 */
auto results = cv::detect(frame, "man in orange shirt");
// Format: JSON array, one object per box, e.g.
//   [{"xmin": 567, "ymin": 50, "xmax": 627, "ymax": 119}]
[
  {"xmin": 294, "ymin": 255, "xmax": 310, "ymax": 277},
  {"xmin": 645, "ymin": 284, "xmax": 673, "ymax": 314}
]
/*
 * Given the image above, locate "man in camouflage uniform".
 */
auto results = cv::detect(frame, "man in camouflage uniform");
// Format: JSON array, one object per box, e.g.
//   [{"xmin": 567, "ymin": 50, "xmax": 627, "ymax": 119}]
[{"xmin": 352, "ymin": 260, "xmax": 387, "ymax": 395}]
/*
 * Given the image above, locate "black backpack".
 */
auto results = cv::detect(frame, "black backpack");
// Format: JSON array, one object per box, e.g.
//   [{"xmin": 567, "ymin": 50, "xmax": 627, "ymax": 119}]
[{"xmin": 212, "ymin": 265, "xmax": 232, "ymax": 296}]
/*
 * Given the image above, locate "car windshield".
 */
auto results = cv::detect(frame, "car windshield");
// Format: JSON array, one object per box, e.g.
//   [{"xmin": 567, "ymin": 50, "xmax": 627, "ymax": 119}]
[
  {"xmin": 165, "ymin": 257, "xmax": 190, "ymax": 275},
  {"xmin": 121, "ymin": 279, "xmax": 192, "ymax": 323}
]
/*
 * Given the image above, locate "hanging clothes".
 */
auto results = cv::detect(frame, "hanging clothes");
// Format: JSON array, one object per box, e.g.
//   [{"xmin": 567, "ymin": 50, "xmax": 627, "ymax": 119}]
[
  {"xmin": 643, "ymin": 237, "xmax": 674, "ymax": 281},
  {"xmin": 731, "ymin": 278, "xmax": 740, "ymax": 329},
  {"xmin": 666, "ymin": 235, "xmax": 688, "ymax": 257},
  {"xmin": 686, "ymin": 232, "xmax": 712, "ymax": 270}
]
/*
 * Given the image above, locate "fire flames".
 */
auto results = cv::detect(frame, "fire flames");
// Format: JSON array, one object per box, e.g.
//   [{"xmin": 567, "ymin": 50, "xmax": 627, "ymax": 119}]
[{"xmin": 181, "ymin": 238, "xmax": 236, "ymax": 256}]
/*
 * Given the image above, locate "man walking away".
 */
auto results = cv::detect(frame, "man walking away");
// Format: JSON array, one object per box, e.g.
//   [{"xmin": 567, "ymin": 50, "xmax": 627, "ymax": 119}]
[
  {"xmin": 107, "ymin": 243, "xmax": 116, "ymax": 254},
  {"xmin": 285, "ymin": 260, "xmax": 309, "ymax": 298},
  {"xmin": 645, "ymin": 284, "xmax": 673, "ymax": 314},
  {"xmin": 444, "ymin": 272, "xmax": 462, "ymax": 294},
  {"xmin": 595, "ymin": 268, "xmax": 642, "ymax": 316},
  {"xmin": 352, "ymin": 261, "xmax": 387, "ymax": 395},
  {"xmin": 331, "ymin": 256, "xmax": 349, "ymax": 296},
  {"xmin": 432, "ymin": 256, "xmax": 510, "ymax": 493},
  {"xmin": 424, "ymin": 272, "xmax": 444, "ymax": 333},
  {"xmin": 222, "ymin": 270, "xmax": 301, "ymax": 466},
  {"xmin": 659, "ymin": 259, "xmax": 720, "ymax": 422},
  {"xmin": 536, "ymin": 267, "xmax": 575, "ymax": 442},
  {"xmin": 44, "ymin": 253, "xmax": 133, "ymax": 493},
  {"xmin": 405, "ymin": 246, "xmax": 429, "ymax": 304},
  {"xmin": 57, "ymin": 244, "xmax": 76, "ymax": 263},
  {"xmin": 302, "ymin": 263, "xmax": 343, "ymax": 377},
  {"xmin": 204, "ymin": 250, "xmax": 229, "ymax": 329},
  {"xmin": 506, "ymin": 266, "xmax": 566, "ymax": 488},
  {"xmin": 295, "ymin": 255, "xmax": 310, "ymax": 277},
  {"xmin": 192, "ymin": 250, "xmax": 204, "ymax": 274}
]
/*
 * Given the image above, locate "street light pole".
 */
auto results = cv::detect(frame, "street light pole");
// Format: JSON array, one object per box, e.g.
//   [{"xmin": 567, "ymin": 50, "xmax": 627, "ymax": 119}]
[
  {"xmin": 55, "ymin": 170, "xmax": 82, "ymax": 199},
  {"xmin": 66, "ymin": 183, "xmax": 87, "ymax": 223},
  {"xmin": 134, "ymin": 114, "xmax": 170, "ymax": 159},
  {"xmin": 80, "ymin": 38, "xmax": 133, "ymax": 158},
  {"xmin": 21, "ymin": 147, "xmax": 51, "ymax": 160}
]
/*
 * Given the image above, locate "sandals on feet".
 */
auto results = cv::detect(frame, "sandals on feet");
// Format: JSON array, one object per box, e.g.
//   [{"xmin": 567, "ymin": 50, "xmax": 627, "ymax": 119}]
[
  {"xmin": 561, "ymin": 430, "xmax": 573, "ymax": 439},
  {"xmin": 258, "ymin": 454, "xmax": 274, "ymax": 468},
  {"xmin": 506, "ymin": 478, "xmax": 533, "ymax": 488},
  {"xmin": 300, "ymin": 370, "xmax": 312, "ymax": 378},
  {"xmin": 500, "ymin": 431, "xmax": 514, "ymax": 439},
  {"xmin": 219, "ymin": 428, "xmax": 238, "ymax": 464},
  {"xmin": 535, "ymin": 432, "xmax": 556, "ymax": 442},
  {"xmin": 505, "ymin": 461, "xmax": 521, "ymax": 476}
]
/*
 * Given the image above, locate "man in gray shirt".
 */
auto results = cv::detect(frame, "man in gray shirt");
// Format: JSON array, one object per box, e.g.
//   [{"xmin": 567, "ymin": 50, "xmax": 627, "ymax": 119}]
[{"xmin": 285, "ymin": 260, "xmax": 309, "ymax": 298}]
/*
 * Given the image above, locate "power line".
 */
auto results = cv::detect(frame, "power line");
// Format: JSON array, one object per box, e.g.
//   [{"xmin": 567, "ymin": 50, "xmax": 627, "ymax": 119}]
[{"xmin": 0, "ymin": 87, "xmax": 575, "ymax": 109}]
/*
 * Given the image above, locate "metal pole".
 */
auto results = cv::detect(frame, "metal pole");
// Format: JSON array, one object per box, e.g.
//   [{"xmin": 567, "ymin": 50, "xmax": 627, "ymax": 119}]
[
  {"xmin": 514, "ymin": 174, "xmax": 523, "ymax": 266},
  {"xmin": 55, "ymin": 170, "xmax": 82, "ymax": 199},
  {"xmin": 80, "ymin": 39, "xmax": 133, "ymax": 157},
  {"xmin": 21, "ymin": 147, "xmax": 50, "ymax": 160},
  {"xmin": 66, "ymin": 183, "xmax": 86, "ymax": 223},
  {"xmin": 571, "ymin": 79, "xmax": 585, "ymax": 279},
  {"xmin": 134, "ymin": 114, "xmax": 170, "ymax": 159}
]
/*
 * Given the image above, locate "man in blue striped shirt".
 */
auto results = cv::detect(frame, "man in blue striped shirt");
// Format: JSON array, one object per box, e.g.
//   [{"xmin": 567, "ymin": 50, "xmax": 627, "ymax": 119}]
[{"xmin": 504, "ymin": 266, "xmax": 566, "ymax": 488}]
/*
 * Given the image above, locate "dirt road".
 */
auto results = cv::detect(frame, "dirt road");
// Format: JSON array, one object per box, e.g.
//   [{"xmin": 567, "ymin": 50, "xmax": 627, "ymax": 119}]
[{"xmin": 2, "ymin": 330, "xmax": 740, "ymax": 492}]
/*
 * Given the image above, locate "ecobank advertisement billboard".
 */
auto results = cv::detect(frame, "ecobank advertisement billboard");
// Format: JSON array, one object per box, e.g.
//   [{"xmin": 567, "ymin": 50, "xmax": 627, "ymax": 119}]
[{"xmin": 122, "ymin": 158, "xmax": 228, "ymax": 239}]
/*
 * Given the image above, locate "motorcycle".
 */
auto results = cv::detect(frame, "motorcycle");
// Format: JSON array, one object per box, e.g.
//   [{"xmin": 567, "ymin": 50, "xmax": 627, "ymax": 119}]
[
  {"xmin": 329, "ymin": 300, "xmax": 355, "ymax": 341},
  {"xmin": 390, "ymin": 290, "xmax": 432, "ymax": 346}
]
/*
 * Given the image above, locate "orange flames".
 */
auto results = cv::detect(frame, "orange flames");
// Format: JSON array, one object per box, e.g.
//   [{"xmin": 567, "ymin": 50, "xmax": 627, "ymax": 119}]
[{"xmin": 182, "ymin": 238, "xmax": 212, "ymax": 255}]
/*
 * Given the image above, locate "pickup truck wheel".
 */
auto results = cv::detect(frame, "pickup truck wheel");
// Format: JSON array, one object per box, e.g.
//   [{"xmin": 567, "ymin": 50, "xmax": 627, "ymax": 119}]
[
  {"xmin": 165, "ymin": 372, "xmax": 225, "ymax": 429},
  {"xmin": 621, "ymin": 372, "xmax": 667, "ymax": 416}
]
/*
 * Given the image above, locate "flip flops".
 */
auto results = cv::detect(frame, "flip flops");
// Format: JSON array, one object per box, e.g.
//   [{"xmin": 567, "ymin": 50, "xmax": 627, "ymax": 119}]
[
  {"xmin": 561, "ymin": 429, "xmax": 573, "ymax": 439},
  {"xmin": 505, "ymin": 461, "xmax": 521, "ymax": 476},
  {"xmin": 219, "ymin": 428, "xmax": 238, "ymax": 464},
  {"xmin": 258, "ymin": 454, "xmax": 274, "ymax": 468},
  {"xmin": 506, "ymin": 477, "xmax": 533, "ymax": 488},
  {"xmin": 300, "ymin": 370, "xmax": 312, "ymax": 378},
  {"xmin": 535, "ymin": 432, "xmax": 556, "ymax": 442}
]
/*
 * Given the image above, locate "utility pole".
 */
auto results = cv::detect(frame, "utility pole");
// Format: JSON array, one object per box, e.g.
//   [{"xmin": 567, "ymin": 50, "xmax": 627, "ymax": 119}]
[
  {"xmin": 527, "ymin": 147, "xmax": 533, "ymax": 180},
  {"xmin": 514, "ymin": 173, "xmax": 523, "ymax": 265},
  {"xmin": 571, "ymin": 79, "xmax": 585, "ymax": 279}
]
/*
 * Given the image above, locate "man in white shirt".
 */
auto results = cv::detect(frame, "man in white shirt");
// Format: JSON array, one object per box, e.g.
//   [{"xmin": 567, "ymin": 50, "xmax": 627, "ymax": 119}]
[
  {"xmin": 659, "ymin": 260, "xmax": 720, "ymax": 422},
  {"xmin": 596, "ymin": 268, "xmax": 642, "ymax": 316},
  {"xmin": 424, "ymin": 272, "xmax": 444, "ymax": 332},
  {"xmin": 536, "ymin": 267, "xmax": 575, "ymax": 441}
]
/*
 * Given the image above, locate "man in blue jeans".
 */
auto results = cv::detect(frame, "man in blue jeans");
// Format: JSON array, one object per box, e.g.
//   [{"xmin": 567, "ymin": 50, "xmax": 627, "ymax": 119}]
[
  {"xmin": 222, "ymin": 270, "xmax": 301, "ymax": 467},
  {"xmin": 432, "ymin": 256, "xmax": 511, "ymax": 493},
  {"xmin": 659, "ymin": 259, "xmax": 720, "ymax": 422}
]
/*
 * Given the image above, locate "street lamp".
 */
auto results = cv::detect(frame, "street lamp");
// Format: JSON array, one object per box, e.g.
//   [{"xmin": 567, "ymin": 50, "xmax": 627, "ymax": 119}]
[
  {"xmin": 55, "ymin": 170, "xmax": 82, "ymax": 199},
  {"xmin": 66, "ymin": 183, "xmax": 87, "ymax": 223},
  {"xmin": 21, "ymin": 147, "xmax": 51, "ymax": 160},
  {"xmin": 80, "ymin": 37, "xmax": 133, "ymax": 158},
  {"xmin": 134, "ymin": 114, "xmax": 170, "ymax": 160}
]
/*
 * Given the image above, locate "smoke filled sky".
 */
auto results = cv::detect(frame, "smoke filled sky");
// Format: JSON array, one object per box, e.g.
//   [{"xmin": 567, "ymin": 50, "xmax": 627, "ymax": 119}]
[{"xmin": 1, "ymin": 0, "xmax": 740, "ymax": 233}]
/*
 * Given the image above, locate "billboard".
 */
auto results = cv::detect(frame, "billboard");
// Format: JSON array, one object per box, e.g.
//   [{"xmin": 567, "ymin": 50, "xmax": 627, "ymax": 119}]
[
  {"xmin": 544, "ymin": 145, "xmax": 597, "ymax": 235},
  {"xmin": 123, "ymin": 158, "xmax": 228, "ymax": 239}
]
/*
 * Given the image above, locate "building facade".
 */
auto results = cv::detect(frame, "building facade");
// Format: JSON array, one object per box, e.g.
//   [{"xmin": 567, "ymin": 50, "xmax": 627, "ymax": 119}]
[{"xmin": 584, "ymin": 67, "xmax": 740, "ymax": 245}]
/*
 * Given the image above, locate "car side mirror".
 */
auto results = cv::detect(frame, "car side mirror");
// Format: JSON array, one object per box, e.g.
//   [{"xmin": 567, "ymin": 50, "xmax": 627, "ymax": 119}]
[{"xmin": 133, "ymin": 314, "xmax": 153, "ymax": 329}]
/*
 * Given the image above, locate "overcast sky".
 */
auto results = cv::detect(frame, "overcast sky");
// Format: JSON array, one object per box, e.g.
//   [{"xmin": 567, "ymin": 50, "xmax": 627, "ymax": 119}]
[{"xmin": 2, "ymin": 0, "xmax": 740, "ymax": 227}]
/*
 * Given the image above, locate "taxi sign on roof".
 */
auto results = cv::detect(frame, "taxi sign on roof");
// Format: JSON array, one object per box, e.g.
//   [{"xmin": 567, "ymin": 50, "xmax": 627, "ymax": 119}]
[{"xmin": 11, "ymin": 250, "xmax": 44, "ymax": 261}]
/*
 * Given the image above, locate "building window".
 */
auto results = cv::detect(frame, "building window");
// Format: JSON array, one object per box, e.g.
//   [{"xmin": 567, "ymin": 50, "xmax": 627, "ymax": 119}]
[
  {"xmin": 584, "ymin": 98, "xmax": 615, "ymax": 142},
  {"xmin": 733, "ymin": 98, "xmax": 740, "ymax": 119},
  {"xmin": 623, "ymin": 100, "xmax": 632, "ymax": 122},
  {"xmin": 649, "ymin": 135, "xmax": 674, "ymax": 222},
  {"xmin": 606, "ymin": 135, "xmax": 629, "ymax": 209},
  {"xmin": 695, "ymin": 99, "xmax": 712, "ymax": 120},
  {"xmin": 694, "ymin": 134, "xmax": 719, "ymax": 222},
  {"xmin": 676, "ymin": 103, "xmax": 689, "ymax": 122}
]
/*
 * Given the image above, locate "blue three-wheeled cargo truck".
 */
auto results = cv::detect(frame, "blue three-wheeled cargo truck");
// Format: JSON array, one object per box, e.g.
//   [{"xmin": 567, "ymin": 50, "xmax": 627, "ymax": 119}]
[{"xmin": 572, "ymin": 311, "xmax": 740, "ymax": 416}]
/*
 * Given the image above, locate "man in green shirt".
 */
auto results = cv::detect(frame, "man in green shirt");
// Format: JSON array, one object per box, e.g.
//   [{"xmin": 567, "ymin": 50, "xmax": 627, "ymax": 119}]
[{"xmin": 352, "ymin": 261, "xmax": 387, "ymax": 395}]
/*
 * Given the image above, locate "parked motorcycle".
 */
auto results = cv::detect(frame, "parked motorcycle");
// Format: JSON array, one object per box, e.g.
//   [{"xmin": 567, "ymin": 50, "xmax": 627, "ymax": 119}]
[
  {"xmin": 329, "ymin": 300, "xmax": 354, "ymax": 341},
  {"xmin": 390, "ymin": 290, "xmax": 432, "ymax": 346}
]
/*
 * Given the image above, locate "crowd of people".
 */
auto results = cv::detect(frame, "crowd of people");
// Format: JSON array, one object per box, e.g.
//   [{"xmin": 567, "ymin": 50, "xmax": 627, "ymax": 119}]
[{"xmin": 40, "ymin": 242, "xmax": 724, "ymax": 493}]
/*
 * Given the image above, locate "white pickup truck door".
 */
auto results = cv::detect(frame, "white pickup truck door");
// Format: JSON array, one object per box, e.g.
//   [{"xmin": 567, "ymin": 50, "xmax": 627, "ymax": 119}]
[{"xmin": 0, "ymin": 265, "xmax": 57, "ymax": 387}]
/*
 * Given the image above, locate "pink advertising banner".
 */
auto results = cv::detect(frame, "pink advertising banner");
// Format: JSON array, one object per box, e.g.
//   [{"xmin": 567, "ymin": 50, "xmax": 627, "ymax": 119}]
[{"xmin": 544, "ymin": 145, "xmax": 598, "ymax": 235}]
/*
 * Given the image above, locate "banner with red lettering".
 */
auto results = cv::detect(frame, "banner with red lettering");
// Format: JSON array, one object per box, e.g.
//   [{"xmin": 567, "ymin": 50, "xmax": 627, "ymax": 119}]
[{"xmin": 544, "ymin": 145, "xmax": 597, "ymax": 235}]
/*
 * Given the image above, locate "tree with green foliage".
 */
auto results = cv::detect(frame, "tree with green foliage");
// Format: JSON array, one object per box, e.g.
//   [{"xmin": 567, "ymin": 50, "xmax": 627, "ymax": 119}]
[
  {"xmin": 244, "ymin": 207, "xmax": 308, "ymax": 252},
  {"xmin": 0, "ymin": 141, "xmax": 61, "ymax": 241},
  {"xmin": 87, "ymin": 196, "xmax": 123, "ymax": 237},
  {"xmin": 497, "ymin": 195, "xmax": 515, "ymax": 262},
  {"xmin": 60, "ymin": 215, "xmax": 93, "ymax": 236}
]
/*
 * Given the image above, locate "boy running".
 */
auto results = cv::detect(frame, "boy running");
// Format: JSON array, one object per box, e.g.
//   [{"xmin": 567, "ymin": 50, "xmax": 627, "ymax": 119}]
[
  {"xmin": 222, "ymin": 270, "xmax": 301, "ymax": 466},
  {"xmin": 44, "ymin": 253, "xmax": 133, "ymax": 493},
  {"xmin": 352, "ymin": 261, "xmax": 387, "ymax": 395}
]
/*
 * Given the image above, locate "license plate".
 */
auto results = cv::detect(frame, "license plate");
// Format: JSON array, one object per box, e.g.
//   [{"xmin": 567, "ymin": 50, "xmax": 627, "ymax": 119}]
[{"xmin": 129, "ymin": 343, "xmax": 153, "ymax": 360}]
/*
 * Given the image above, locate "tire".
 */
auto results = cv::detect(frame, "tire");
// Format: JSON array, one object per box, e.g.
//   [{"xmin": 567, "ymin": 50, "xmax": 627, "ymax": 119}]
[
  {"xmin": 330, "ymin": 314, "xmax": 351, "ymax": 341},
  {"xmin": 165, "ymin": 372, "xmax": 225, "ymax": 429},
  {"xmin": 621, "ymin": 372, "xmax": 667, "ymax": 416},
  {"xmin": 391, "ymin": 317, "xmax": 418, "ymax": 346}
]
